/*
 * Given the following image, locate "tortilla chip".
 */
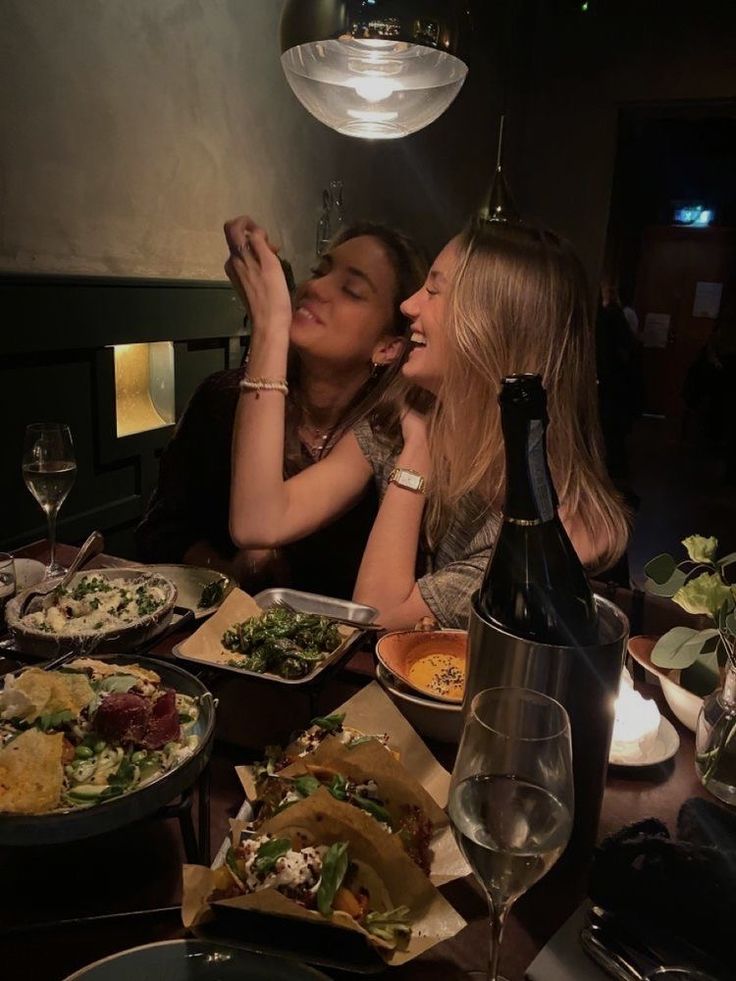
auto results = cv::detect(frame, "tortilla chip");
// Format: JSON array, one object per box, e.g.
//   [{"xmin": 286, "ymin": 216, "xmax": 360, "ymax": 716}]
[
  {"xmin": 6, "ymin": 668, "xmax": 94, "ymax": 722},
  {"xmin": 68, "ymin": 658, "xmax": 160, "ymax": 684},
  {"xmin": 0, "ymin": 729, "xmax": 64, "ymax": 813}
]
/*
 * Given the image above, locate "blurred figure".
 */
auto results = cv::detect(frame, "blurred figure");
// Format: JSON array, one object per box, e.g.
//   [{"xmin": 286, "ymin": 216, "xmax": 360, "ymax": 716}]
[{"xmin": 595, "ymin": 285, "xmax": 642, "ymax": 483}]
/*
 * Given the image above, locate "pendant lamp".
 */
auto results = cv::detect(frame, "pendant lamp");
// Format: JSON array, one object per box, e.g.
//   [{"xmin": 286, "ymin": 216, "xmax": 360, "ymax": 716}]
[
  {"xmin": 279, "ymin": 0, "xmax": 470, "ymax": 140},
  {"xmin": 479, "ymin": 115, "xmax": 521, "ymax": 224}
]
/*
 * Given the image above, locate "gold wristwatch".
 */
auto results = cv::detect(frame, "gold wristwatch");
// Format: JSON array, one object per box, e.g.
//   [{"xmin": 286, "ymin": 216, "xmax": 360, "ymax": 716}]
[{"xmin": 388, "ymin": 467, "xmax": 426, "ymax": 494}]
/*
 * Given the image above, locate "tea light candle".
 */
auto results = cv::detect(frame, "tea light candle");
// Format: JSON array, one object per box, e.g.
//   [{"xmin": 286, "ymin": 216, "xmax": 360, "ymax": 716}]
[{"xmin": 609, "ymin": 668, "xmax": 661, "ymax": 763}]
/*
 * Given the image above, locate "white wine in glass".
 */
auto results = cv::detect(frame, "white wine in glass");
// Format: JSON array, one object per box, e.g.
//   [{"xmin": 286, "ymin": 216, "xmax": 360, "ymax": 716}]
[
  {"xmin": 448, "ymin": 687, "xmax": 574, "ymax": 981},
  {"xmin": 22, "ymin": 423, "xmax": 77, "ymax": 578}
]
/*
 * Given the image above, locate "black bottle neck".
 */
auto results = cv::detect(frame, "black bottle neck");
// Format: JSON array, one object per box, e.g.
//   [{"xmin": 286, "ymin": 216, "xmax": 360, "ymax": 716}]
[{"xmin": 502, "ymin": 402, "xmax": 558, "ymax": 525}]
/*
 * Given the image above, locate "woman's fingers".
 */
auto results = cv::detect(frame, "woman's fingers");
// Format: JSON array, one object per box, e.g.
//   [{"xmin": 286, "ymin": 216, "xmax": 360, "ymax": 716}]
[{"xmin": 224, "ymin": 215, "xmax": 280, "ymax": 257}]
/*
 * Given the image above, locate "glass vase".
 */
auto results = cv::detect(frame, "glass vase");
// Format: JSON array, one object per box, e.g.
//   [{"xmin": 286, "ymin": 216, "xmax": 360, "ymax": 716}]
[{"xmin": 695, "ymin": 661, "xmax": 736, "ymax": 805}]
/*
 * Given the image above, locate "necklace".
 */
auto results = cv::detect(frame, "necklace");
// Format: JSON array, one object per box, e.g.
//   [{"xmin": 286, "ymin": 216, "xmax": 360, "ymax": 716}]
[
  {"xmin": 301, "ymin": 406, "xmax": 335, "ymax": 459},
  {"xmin": 300, "ymin": 425, "xmax": 328, "ymax": 459}
]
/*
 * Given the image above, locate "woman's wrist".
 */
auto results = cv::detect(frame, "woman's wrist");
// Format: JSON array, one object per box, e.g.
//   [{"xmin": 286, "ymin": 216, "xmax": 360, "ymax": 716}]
[{"xmin": 397, "ymin": 441, "xmax": 430, "ymax": 476}]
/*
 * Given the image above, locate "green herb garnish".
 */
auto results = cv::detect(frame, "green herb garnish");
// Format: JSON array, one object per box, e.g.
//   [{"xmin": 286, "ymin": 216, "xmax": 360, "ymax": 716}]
[
  {"xmin": 198, "ymin": 577, "xmax": 227, "ymax": 609},
  {"xmin": 311, "ymin": 712, "xmax": 345, "ymax": 733},
  {"xmin": 364, "ymin": 906, "xmax": 412, "ymax": 943},
  {"xmin": 316, "ymin": 841, "xmax": 349, "ymax": 918},
  {"xmin": 253, "ymin": 837, "xmax": 292, "ymax": 875}
]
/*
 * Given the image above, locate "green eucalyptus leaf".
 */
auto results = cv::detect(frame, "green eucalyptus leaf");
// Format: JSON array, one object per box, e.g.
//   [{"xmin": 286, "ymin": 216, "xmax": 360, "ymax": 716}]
[
  {"xmin": 725, "ymin": 611, "xmax": 736, "ymax": 638},
  {"xmin": 681, "ymin": 652, "xmax": 721, "ymax": 697},
  {"xmin": 682, "ymin": 535, "xmax": 718, "ymax": 563},
  {"xmin": 651, "ymin": 627, "xmax": 720, "ymax": 670},
  {"xmin": 717, "ymin": 552, "xmax": 736, "ymax": 572},
  {"xmin": 646, "ymin": 568, "xmax": 688, "ymax": 598},
  {"xmin": 644, "ymin": 553, "xmax": 678, "ymax": 585}
]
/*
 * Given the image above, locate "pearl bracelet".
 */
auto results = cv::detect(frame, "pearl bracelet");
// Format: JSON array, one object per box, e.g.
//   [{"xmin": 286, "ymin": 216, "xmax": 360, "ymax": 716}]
[{"xmin": 239, "ymin": 376, "xmax": 289, "ymax": 396}]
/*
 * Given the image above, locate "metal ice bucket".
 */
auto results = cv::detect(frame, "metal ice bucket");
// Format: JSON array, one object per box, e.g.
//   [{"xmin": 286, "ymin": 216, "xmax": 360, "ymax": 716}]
[{"xmin": 465, "ymin": 593, "xmax": 629, "ymax": 858}]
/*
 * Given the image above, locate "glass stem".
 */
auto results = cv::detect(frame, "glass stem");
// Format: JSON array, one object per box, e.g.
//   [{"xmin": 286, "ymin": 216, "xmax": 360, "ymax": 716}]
[
  {"xmin": 47, "ymin": 508, "xmax": 57, "ymax": 571},
  {"xmin": 487, "ymin": 895, "xmax": 511, "ymax": 981}
]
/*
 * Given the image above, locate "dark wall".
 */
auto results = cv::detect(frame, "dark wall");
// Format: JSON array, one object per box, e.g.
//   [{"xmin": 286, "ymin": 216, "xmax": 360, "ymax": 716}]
[{"xmin": 1, "ymin": 275, "xmax": 244, "ymax": 559}]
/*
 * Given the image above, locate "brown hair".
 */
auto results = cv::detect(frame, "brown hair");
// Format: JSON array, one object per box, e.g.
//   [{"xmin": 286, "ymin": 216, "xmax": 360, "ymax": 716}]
[
  {"xmin": 285, "ymin": 222, "xmax": 428, "ymax": 463},
  {"xmin": 427, "ymin": 219, "xmax": 629, "ymax": 572}
]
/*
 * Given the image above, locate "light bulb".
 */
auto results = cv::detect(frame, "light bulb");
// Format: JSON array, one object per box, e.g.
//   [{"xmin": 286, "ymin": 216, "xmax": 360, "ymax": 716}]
[{"xmin": 352, "ymin": 75, "xmax": 398, "ymax": 103}]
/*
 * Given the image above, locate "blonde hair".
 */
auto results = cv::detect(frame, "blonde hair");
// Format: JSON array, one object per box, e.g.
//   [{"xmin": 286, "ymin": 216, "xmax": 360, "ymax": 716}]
[{"xmin": 427, "ymin": 220, "xmax": 629, "ymax": 573}]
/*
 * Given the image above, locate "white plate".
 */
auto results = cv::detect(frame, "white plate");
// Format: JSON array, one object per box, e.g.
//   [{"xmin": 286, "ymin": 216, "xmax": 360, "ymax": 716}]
[
  {"xmin": 609, "ymin": 716, "xmax": 680, "ymax": 767},
  {"xmin": 147, "ymin": 564, "xmax": 234, "ymax": 619},
  {"xmin": 12, "ymin": 557, "xmax": 45, "ymax": 591}
]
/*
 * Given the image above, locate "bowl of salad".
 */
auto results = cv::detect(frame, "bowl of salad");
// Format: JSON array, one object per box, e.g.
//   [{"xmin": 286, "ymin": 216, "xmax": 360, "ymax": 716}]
[{"xmin": 0, "ymin": 654, "xmax": 215, "ymax": 844}]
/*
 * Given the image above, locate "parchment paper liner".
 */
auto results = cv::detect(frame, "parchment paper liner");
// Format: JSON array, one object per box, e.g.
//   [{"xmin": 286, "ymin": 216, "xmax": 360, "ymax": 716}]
[
  {"xmin": 182, "ymin": 787, "xmax": 466, "ymax": 965},
  {"xmin": 236, "ymin": 681, "xmax": 470, "ymax": 885},
  {"xmin": 176, "ymin": 588, "xmax": 352, "ymax": 680}
]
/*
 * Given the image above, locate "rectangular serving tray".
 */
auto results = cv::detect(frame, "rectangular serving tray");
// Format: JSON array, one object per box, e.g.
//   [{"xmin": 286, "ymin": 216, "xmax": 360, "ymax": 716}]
[{"xmin": 172, "ymin": 588, "xmax": 377, "ymax": 687}]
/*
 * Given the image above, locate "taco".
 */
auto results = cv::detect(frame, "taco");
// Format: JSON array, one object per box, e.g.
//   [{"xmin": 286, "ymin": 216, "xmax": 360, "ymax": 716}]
[
  {"xmin": 183, "ymin": 787, "xmax": 466, "ymax": 960},
  {"xmin": 253, "ymin": 737, "xmax": 448, "ymax": 875},
  {"xmin": 245, "ymin": 711, "xmax": 393, "ymax": 797}
]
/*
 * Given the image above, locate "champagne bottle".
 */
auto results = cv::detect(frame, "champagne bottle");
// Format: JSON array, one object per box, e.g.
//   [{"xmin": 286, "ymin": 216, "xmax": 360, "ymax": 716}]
[{"xmin": 478, "ymin": 374, "xmax": 598, "ymax": 646}]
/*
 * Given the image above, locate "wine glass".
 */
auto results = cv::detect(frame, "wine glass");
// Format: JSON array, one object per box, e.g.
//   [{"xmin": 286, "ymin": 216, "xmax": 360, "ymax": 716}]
[
  {"xmin": 22, "ymin": 423, "xmax": 77, "ymax": 578},
  {"xmin": 448, "ymin": 687, "xmax": 574, "ymax": 981}
]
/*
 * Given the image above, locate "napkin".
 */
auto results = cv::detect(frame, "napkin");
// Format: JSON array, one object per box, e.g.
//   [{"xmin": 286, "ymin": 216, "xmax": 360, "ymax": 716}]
[
  {"xmin": 588, "ymin": 798, "xmax": 735, "ymax": 971},
  {"xmin": 525, "ymin": 902, "xmax": 609, "ymax": 981}
]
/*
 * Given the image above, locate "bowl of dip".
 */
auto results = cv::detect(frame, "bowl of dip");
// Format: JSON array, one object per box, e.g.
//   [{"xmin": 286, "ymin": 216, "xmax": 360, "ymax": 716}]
[
  {"xmin": 375, "ymin": 661, "xmax": 463, "ymax": 743},
  {"xmin": 375, "ymin": 629, "xmax": 467, "ymax": 705}
]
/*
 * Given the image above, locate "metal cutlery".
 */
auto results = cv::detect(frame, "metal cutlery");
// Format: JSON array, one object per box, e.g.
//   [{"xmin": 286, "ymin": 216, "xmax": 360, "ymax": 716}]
[
  {"xmin": 271, "ymin": 596, "xmax": 383, "ymax": 632},
  {"xmin": 19, "ymin": 530, "xmax": 105, "ymax": 616},
  {"xmin": 581, "ymin": 906, "xmax": 723, "ymax": 981}
]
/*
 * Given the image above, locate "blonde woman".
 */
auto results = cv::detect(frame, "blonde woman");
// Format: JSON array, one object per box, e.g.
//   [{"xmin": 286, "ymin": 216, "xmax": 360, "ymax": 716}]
[{"xmin": 228, "ymin": 216, "xmax": 628, "ymax": 629}]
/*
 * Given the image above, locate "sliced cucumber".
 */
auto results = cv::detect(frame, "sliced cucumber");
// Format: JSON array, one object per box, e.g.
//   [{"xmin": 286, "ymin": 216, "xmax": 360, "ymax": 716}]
[{"xmin": 66, "ymin": 784, "xmax": 108, "ymax": 801}]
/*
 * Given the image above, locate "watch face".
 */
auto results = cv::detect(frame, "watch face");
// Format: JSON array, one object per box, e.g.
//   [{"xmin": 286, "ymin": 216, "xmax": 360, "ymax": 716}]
[{"xmin": 404, "ymin": 472, "xmax": 422, "ymax": 490}]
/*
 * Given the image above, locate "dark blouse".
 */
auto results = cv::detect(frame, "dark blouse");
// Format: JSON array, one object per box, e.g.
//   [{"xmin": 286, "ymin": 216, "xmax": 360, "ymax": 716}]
[{"xmin": 135, "ymin": 369, "xmax": 378, "ymax": 600}]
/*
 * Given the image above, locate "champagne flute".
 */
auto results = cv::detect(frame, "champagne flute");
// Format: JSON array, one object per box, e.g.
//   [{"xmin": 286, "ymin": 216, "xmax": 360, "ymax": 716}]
[
  {"xmin": 22, "ymin": 423, "xmax": 77, "ymax": 578},
  {"xmin": 448, "ymin": 687, "xmax": 574, "ymax": 981}
]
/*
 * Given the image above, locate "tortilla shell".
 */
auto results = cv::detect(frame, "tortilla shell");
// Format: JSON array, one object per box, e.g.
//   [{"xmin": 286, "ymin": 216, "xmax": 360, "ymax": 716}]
[
  {"xmin": 0, "ymin": 729, "xmax": 64, "ymax": 813},
  {"xmin": 279, "ymin": 736, "xmax": 449, "ymax": 830},
  {"xmin": 182, "ymin": 787, "xmax": 466, "ymax": 964}
]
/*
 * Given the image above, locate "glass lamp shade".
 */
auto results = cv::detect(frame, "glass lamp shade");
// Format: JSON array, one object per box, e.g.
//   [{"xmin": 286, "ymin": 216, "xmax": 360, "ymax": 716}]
[
  {"xmin": 279, "ymin": 1, "xmax": 470, "ymax": 139},
  {"xmin": 281, "ymin": 38, "xmax": 467, "ymax": 139}
]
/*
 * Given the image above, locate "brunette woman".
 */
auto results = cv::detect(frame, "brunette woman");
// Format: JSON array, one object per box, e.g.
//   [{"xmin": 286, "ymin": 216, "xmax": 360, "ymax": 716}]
[{"xmin": 137, "ymin": 221, "xmax": 427, "ymax": 598}]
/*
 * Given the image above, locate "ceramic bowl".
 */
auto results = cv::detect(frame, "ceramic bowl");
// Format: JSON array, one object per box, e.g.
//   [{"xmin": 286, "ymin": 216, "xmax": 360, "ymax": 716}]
[
  {"xmin": 375, "ymin": 629, "xmax": 467, "ymax": 704},
  {"xmin": 628, "ymin": 635, "xmax": 704, "ymax": 732},
  {"xmin": 6, "ymin": 568, "xmax": 177, "ymax": 659},
  {"xmin": 375, "ymin": 661, "xmax": 463, "ymax": 744}
]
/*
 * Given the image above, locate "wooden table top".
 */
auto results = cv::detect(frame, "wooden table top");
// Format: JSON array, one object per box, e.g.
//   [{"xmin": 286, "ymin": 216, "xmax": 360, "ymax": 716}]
[{"xmin": 1, "ymin": 541, "xmax": 711, "ymax": 980}]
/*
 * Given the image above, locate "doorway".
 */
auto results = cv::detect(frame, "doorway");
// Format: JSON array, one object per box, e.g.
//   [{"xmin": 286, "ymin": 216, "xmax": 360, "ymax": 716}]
[{"xmin": 602, "ymin": 104, "xmax": 736, "ymax": 582}]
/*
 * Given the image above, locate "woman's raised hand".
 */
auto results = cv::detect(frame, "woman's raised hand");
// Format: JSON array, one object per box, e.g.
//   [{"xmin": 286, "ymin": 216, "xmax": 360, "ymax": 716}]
[{"xmin": 224, "ymin": 215, "xmax": 292, "ymax": 336}]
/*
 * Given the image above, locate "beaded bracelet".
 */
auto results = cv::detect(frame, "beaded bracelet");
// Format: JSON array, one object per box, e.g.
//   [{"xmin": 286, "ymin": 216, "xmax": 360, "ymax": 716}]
[{"xmin": 239, "ymin": 376, "xmax": 289, "ymax": 396}]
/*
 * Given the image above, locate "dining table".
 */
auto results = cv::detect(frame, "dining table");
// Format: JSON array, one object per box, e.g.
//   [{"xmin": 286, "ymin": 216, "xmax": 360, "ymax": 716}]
[{"xmin": 0, "ymin": 540, "xmax": 713, "ymax": 981}]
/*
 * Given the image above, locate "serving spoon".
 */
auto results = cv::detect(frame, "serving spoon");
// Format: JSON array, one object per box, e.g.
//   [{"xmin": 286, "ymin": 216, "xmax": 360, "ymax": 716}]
[{"xmin": 19, "ymin": 531, "xmax": 105, "ymax": 617}]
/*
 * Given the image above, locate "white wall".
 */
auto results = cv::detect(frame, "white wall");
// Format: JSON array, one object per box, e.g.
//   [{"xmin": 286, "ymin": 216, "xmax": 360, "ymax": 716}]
[{"xmin": 0, "ymin": 0, "xmax": 378, "ymax": 280}]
